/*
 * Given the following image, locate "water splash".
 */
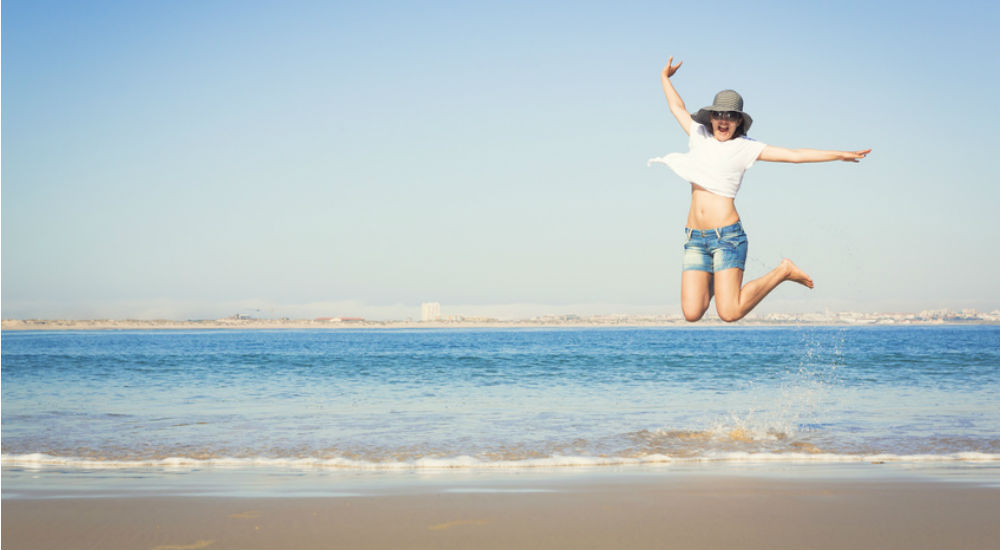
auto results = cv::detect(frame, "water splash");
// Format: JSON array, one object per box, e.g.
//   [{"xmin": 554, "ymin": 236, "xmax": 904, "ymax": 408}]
[{"xmin": 708, "ymin": 328, "xmax": 848, "ymax": 453}]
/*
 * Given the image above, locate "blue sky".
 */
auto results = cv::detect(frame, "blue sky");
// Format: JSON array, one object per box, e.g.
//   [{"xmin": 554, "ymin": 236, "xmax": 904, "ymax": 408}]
[{"xmin": 3, "ymin": 0, "xmax": 999, "ymax": 320}]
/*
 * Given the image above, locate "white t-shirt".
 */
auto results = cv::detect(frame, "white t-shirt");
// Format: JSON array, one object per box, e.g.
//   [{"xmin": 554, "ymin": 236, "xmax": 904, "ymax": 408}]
[{"xmin": 648, "ymin": 120, "xmax": 767, "ymax": 199}]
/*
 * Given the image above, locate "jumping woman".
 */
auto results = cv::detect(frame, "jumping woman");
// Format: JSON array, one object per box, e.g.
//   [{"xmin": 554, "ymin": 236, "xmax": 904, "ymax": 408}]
[{"xmin": 650, "ymin": 56, "xmax": 870, "ymax": 323}]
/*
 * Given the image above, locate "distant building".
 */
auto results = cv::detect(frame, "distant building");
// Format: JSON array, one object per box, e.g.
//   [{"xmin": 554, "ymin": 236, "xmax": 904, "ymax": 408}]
[{"xmin": 421, "ymin": 302, "xmax": 441, "ymax": 322}]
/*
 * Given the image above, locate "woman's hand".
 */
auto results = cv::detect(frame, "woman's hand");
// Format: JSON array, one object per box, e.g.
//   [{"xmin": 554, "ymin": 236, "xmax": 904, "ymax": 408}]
[
  {"xmin": 839, "ymin": 149, "xmax": 872, "ymax": 162},
  {"xmin": 663, "ymin": 56, "xmax": 683, "ymax": 79}
]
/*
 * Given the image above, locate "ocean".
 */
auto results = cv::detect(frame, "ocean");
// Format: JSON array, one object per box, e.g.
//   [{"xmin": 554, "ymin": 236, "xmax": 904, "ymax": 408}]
[{"xmin": 2, "ymin": 326, "xmax": 998, "ymax": 493}]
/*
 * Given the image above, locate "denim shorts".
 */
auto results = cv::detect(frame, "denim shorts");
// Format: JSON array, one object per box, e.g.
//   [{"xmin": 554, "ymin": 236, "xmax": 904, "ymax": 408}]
[{"xmin": 683, "ymin": 221, "xmax": 748, "ymax": 272}]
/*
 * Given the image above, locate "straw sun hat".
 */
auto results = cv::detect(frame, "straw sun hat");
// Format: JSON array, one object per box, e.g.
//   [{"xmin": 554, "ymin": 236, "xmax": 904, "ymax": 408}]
[{"xmin": 692, "ymin": 89, "xmax": 753, "ymax": 133}]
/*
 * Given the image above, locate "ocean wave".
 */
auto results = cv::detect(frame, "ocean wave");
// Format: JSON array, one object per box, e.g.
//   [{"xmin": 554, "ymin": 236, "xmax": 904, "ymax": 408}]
[{"xmin": 4, "ymin": 451, "xmax": 999, "ymax": 471}]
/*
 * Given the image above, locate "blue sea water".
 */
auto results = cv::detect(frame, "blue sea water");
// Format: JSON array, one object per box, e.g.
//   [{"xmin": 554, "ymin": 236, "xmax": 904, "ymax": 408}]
[{"xmin": 2, "ymin": 326, "xmax": 998, "ymax": 475}]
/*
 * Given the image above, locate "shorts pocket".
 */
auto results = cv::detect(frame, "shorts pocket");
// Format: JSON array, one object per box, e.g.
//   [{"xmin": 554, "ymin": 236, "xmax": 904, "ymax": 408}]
[{"xmin": 720, "ymin": 233, "xmax": 747, "ymax": 249}]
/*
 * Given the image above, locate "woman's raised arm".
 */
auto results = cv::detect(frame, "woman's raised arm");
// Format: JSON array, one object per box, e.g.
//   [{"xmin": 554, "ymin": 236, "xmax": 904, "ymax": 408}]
[
  {"xmin": 661, "ymin": 57, "xmax": 693, "ymax": 135},
  {"xmin": 758, "ymin": 146, "xmax": 871, "ymax": 164}
]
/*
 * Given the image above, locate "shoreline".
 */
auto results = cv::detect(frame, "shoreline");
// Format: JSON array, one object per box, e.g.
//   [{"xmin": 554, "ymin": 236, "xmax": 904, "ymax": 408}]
[
  {"xmin": 3, "ymin": 318, "xmax": 996, "ymax": 331},
  {"xmin": 4, "ymin": 472, "xmax": 998, "ymax": 549}
]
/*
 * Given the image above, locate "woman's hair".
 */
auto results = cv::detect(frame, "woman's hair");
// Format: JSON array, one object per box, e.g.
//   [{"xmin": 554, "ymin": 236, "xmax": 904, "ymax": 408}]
[{"xmin": 730, "ymin": 115, "xmax": 748, "ymax": 138}]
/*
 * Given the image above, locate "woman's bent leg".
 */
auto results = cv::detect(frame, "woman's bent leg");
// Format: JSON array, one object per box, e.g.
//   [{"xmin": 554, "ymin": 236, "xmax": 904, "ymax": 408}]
[
  {"xmin": 681, "ymin": 270, "xmax": 713, "ymax": 322},
  {"xmin": 713, "ymin": 259, "xmax": 814, "ymax": 322}
]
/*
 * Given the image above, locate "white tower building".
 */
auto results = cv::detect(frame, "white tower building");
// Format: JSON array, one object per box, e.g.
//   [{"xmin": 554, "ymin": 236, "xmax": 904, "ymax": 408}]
[{"xmin": 421, "ymin": 302, "xmax": 441, "ymax": 322}]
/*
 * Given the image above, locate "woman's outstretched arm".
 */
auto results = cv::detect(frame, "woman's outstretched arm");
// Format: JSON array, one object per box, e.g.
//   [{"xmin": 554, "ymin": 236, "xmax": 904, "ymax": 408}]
[
  {"xmin": 661, "ymin": 56, "xmax": 693, "ymax": 135},
  {"xmin": 759, "ymin": 146, "xmax": 871, "ymax": 164}
]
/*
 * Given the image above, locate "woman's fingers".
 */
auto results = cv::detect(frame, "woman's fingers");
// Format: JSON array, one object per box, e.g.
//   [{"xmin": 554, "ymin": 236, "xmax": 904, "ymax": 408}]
[
  {"xmin": 844, "ymin": 149, "xmax": 871, "ymax": 162},
  {"xmin": 664, "ymin": 56, "xmax": 682, "ymax": 77}
]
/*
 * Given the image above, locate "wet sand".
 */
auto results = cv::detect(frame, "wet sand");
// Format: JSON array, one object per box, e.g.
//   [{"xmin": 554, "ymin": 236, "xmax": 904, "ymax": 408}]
[{"xmin": 3, "ymin": 475, "xmax": 998, "ymax": 549}]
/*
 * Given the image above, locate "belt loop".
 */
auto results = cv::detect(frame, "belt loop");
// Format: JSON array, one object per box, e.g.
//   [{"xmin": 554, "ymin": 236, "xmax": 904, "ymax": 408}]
[
  {"xmin": 685, "ymin": 228, "xmax": 692, "ymax": 240},
  {"xmin": 715, "ymin": 228, "xmax": 721, "ymax": 239}
]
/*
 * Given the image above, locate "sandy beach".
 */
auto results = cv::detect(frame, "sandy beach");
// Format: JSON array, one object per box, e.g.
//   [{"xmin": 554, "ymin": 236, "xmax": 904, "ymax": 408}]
[{"xmin": 4, "ymin": 474, "xmax": 998, "ymax": 549}]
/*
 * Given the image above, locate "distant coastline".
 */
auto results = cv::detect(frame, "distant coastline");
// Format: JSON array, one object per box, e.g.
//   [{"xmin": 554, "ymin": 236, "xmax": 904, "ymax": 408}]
[{"xmin": 3, "ymin": 315, "xmax": 998, "ymax": 331}]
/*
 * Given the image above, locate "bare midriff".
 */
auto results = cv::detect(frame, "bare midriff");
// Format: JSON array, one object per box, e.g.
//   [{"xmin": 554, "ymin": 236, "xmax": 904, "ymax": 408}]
[{"xmin": 685, "ymin": 184, "xmax": 740, "ymax": 230}]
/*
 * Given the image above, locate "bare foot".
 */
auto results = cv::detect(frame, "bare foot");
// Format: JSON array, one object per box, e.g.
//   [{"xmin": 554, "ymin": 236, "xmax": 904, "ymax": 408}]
[{"xmin": 781, "ymin": 258, "xmax": 814, "ymax": 288}]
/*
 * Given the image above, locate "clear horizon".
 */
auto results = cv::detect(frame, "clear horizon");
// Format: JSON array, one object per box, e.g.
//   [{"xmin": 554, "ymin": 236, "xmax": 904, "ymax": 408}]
[
  {"xmin": 4, "ymin": 1, "xmax": 1000, "ymax": 321},
  {"xmin": 3, "ymin": 302, "xmax": 995, "ymax": 323}
]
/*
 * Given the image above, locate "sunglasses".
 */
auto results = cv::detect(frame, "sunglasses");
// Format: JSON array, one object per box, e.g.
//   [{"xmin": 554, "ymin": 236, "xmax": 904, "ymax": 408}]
[{"xmin": 710, "ymin": 111, "xmax": 742, "ymax": 122}]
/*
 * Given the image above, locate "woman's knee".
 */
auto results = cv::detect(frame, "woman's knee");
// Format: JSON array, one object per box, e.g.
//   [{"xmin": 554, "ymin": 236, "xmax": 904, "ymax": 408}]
[
  {"xmin": 681, "ymin": 270, "xmax": 713, "ymax": 322},
  {"xmin": 682, "ymin": 304, "xmax": 708, "ymax": 322},
  {"xmin": 716, "ymin": 304, "xmax": 744, "ymax": 323}
]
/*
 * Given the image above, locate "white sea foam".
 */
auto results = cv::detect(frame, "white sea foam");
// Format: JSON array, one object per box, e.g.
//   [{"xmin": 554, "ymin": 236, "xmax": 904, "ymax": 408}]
[{"xmin": 4, "ymin": 452, "xmax": 998, "ymax": 471}]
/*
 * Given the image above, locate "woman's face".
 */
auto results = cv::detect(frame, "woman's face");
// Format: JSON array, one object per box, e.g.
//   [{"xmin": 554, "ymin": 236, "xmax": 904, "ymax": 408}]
[{"xmin": 710, "ymin": 111, "xmax": 742, "ymax": 141}]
